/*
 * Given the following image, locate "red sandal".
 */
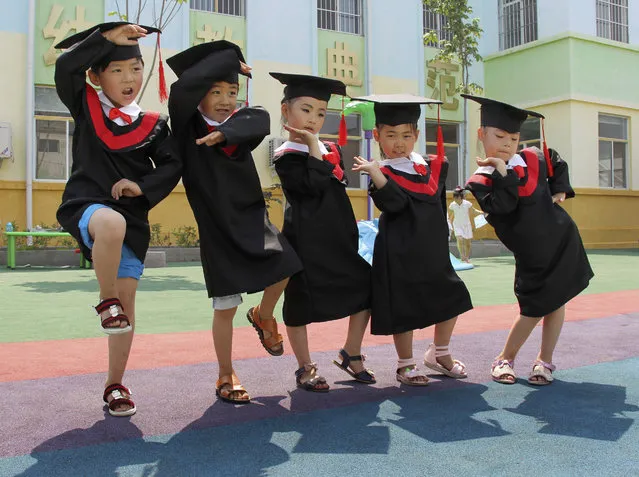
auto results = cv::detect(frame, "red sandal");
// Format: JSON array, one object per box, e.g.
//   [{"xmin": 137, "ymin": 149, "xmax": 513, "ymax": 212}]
[
  {"xmin": 103, "ymin": 383, "xmax": 136, "ymax": 417},
  {"xmin": 95, "ymin": 298, "xmax": 132, "ymax": 335}
]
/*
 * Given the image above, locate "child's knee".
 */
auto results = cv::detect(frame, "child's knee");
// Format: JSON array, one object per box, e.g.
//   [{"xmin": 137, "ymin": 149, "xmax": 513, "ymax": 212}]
[{"xmin": 92, "ymin": 210, "xmax": 126, "ymax": 241}]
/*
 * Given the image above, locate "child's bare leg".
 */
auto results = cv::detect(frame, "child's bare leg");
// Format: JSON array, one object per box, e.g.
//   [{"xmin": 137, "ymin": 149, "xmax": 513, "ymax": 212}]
[
  {"xmin": 538, "ymin": 305, "xmax": 565, "ymax": 363},
  {"xmin": 464, "ymin": 239, "xmax": 472, "ymax": 261},
  {"xmin": 105, "ymin": 277, "xmax": 138, "ymax": 412},
  {"xmin": 259, "ymin": 278, "xmax": 289, "ymax": 318},
  {"xmin": 213, "ymin": 306, "xmax": 238, "ymax": 378},
  {"xmin": 455, "ymin": 235, "xmax": 464, "ymax": 260},
  {"xmin": 495, "ymin": 314, "xmax": 543, "ymax": 383},
  {"xmin": 341, "ymin": 309, "xmax": 370, "ymax": 374},
  {"xmin": 433, "ymin": 316, "xmax": 458, "ymax": 369},
  {"xmin": 287, "ymin": 324, "xmax": 329, "ymax": 389}
]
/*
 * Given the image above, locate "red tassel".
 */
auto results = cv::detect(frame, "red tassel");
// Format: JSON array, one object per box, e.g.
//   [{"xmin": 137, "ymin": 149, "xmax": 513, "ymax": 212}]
[
  {"xmin": 338, "ymin": 113, "xmax": 347, "ymax": 146},
  {"xmin": 245, "ymin": 77, "xmax": 250, "ymax": 107},
  {"xmin": 157, "ymin": 36, "xmax": 168, "ymax": 103},
  {"xmin": 436, "ymin": 105, "xmax": 445, "ymax": 161},
  {"xmin": 542, "ymin": 118, "xmax": 553, "ymax": 177}
]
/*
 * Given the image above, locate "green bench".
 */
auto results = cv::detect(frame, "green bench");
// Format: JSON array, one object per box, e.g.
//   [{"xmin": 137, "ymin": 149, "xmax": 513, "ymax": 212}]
[{"xmin": 3, "ymin": 231, "xmax": 91, "ymax": 269}]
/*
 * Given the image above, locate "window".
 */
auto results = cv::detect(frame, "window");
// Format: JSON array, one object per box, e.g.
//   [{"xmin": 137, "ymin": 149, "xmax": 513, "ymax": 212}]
[
  {"xmin": 189, "ymin": 0, "xmax": 244, "ymax": 16},
  {"xmin": 319, "ymin": 112, "xmax": 363, "ymax": 188},
  {"xmin": 596, "ymin": 0, "xmax": 629, "ymax": 43},
  {"xmin": 425, "ymin": 121, "xmax": 460, "ymax": 191},
  {"xmin": 518, "ymin": 117, "xmax": 541, "ymax": 151},
  {"xmin": 35, "ymin": 119, "xmax": 74, "ymax": 181},
  {"xmin": 317, "ymin": 0, "xmax": 363, "ymax": 35},
  {"xmin": 598, "ymin": 114, "xmax": 628, "ymax": 188},
  {"xmin": 423, "ymin": 6, "xmax": 453, "ymax": 46},
  {"xmin": 499, "ymin": 0, "xmax": 538, "ymax": 50}
]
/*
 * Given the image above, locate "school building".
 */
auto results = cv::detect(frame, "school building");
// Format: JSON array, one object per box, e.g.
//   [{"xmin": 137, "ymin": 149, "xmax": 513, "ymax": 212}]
[{"xmin": 0, "ymin": 0, "xmax": 638, "ymax": 248}]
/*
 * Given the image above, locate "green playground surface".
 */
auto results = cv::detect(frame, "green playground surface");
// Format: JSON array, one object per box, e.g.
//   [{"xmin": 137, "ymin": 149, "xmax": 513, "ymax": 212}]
[{"xmin": 1, "ymin": 250, "xmax": 638, "ymax": 343}]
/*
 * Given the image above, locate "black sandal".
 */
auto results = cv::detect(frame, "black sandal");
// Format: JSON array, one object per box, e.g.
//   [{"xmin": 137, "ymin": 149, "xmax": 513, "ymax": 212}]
[
  {"xmin": 332, "ymin": 349, "xmax": 376, "ymax": 384},
  {"xmin": 95, "ymin": 298, "xmax": 132, "ymax": 335},
  {"xmin": 295, "ymin": 363, "xmax": 329, "ymax": 393}
]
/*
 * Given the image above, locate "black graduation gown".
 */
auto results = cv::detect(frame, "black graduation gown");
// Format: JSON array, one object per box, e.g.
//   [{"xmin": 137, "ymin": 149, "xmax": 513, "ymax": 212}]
[
  {"xmin": 274, "ymin": 143, "xmax": 371, "ymax": 326},
  {"xmin": 55, "ymin": 31, "xmax": 182, "ymax": 263},
  {"xmin": 369, "ymin": 155, "xmax": 473, "ymax": 335},
  {"xmin": 168, "ymin": 50, "xmax": 302, "ymax": 298},
  {"xmin": 465, "ymin": 148, "xmax": 593, "ymax": 317}
]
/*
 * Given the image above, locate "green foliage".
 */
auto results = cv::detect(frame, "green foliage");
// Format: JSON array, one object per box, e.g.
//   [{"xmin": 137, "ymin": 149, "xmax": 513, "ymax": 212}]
[
  {"xmin": 172, "ymin": 226, "xmax": 199, "ymax": 248},
  {"xmin": 423, "ymin": 0, "xmax": 484, "ymax": 95},
  {"xmin": 150, "ymin": 223, "xmax": 173, "ymax": 247},
  {"xmin": 263, "ymin": 184, "xmax": 283, "ymax": 211}
]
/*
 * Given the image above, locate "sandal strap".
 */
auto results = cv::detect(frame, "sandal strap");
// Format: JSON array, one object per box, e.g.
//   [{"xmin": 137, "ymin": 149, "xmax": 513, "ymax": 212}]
[
  {"xmin": 433, "ymin": 344, "xmax": 452, "ymax": 358},
  {"xmin": 295, "ymin": 362, "xmax": 320, "ymax": 383},
  {"xmin": 492, "ymin": 359, "xmax": 515, "ymax": 370},
  {"xmin": 251, "ymin": 306, "xmax": 283, "ymax": 345},
  {"xmin": 533, "ymin": 360, "xmax": 556, "ymax": 372},
  {"xmin": 401, "ymin": 366, "xmax": 427, "ymax": 379},
  {"xmin": 397, "ymin": 358, "xmax": 416, "ymax": 369},
  {"xmin": 337, "ymin": 349, "xmax": 365, "ymax": 367},
  {"xmin": 103, "ymin": 383, "xmax": 132, "ymax": 403},
  {"xmin": 96, "ymin": 298, "xmax": 124, "ymax": 314}
]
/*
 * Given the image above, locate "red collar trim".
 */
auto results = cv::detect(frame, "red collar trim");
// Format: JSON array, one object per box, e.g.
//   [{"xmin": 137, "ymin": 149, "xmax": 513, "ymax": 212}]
[{"xmin": 86, "ymin": 85, "xmax": 160, "ymax": 150}]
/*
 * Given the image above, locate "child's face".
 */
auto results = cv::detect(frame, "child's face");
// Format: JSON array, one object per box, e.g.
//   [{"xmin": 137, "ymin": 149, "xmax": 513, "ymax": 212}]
[
  {"xmin": 454, "ymin": 195, "xmax": 463, "ymax": 204},
  {"xmin": 373, "ymin": 124, "xmax": 419, "ymax": 159},
  {"xmin": 478, "ymin": 126, "xmax": 520, "ymax": 161},
  {"xmin": 88, "ymin": 58, "xmax": 144, "ymax": 108},
  {"xmin": 282, "ymin": 97, "xmax": 327, "ymax": 135},
  {"xmin": 199, "ymin": 81, "xmax": 239, "ymax": 123}
]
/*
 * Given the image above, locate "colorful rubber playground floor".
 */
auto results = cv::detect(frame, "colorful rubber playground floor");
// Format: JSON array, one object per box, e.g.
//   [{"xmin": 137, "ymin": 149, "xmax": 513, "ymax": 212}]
[{"xmin": 0, "ymin": 250, "xmax": 638, "ymax": 476}]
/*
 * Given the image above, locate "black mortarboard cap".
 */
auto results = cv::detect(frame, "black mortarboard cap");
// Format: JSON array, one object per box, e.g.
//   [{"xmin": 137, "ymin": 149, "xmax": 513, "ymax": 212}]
[
  {"xmin": 166, "ymin": 40, "xmax": 251, "ymax": 83},
  {"xmin": 54, "ymin": 22, "xmax": 161, "ymax": 64},
  {"xmin": 269, "ymin": 73, "xmax": 346, "ymax": 102},
  {"xmin": 461, "ymin": 94, "xmax": 544, "ymax": 134},
  {"xmin": 351, "ymin": 94, "xmax": 443, "ymax": 126}
]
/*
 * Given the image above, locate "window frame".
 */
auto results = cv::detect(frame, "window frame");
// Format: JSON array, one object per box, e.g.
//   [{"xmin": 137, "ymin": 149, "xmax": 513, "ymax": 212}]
[
  {"xmin": 317, "ymin": 0, "xmax": 364, "ymax": 36},
  {"xmin": 598, "ymin": 113, "xmax": 629, "ymax": 189},
  {"xmin": 423, "ymin": 5, "xmax": 453, "ymax": 47},
  {"xmin": 319, "ymin": 110, "xmax": 365, "ymax": 189},
  {"xmin": 596, "ymin": 0, "xmax": 629, "ymax": 43},
  {"xmin": 34, "ymin": 115, "xmax": 74, "ymax": 183},
  {"xmin": 425, "ymin": 120, "xmax": 461, "ymax": 191},
  {"xmin": 498, "ymin": 0, "xmax": 538, "ymax": 51},
  {"xmin": 189, "ymin": 0, "xmax": 245, "ymax": 17}
]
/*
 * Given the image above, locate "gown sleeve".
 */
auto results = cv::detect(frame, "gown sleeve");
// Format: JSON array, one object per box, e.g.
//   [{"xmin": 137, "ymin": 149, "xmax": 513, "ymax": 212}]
[
  {"xmin": 547, "ymin": 149, "xmax": 576, "ymax": 198},
  {"xmin": 54, "ymin": 30, "xmax": 116, "ymax": 119},
  {"xmin": 275, "ymin": 152, "xmax": 336, "ymax": 197},
  {"xmin": 136, "ymin": 125, "xmax": 183, "ymax": 209},
  {"xmin": 369, "ymin": 177, "xmax": 409, "ymax": 214},
  {"xmin": 466, "ymin": 169, "xmax": 520, "ymax": 215},
  {"xmin": 216, "ymin": 106, "xmax": 270, "ymax": 153},
  {"xmin": 168, "ymin": 48, "xmax": 240, "ymax": 136}
]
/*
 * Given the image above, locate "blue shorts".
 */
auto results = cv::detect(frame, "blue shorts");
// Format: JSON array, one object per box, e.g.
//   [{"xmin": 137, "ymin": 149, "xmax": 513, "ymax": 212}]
[{"xmin": 79, "ymin": 204, "xmax": 145, "ymax": 280}]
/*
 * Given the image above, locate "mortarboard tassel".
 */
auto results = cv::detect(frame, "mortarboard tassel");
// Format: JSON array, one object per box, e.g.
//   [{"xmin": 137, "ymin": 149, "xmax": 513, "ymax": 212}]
[
  {"xmin": 541, "ymin": 118, "xmax": 553, "ymax": 177},
  {"xmin": 245, "ymin": 76, "xmax": 250, "ymax": 107},
  {"xmin": 157, "ymin": 35, "xmax": 168, "ymax": 103},
  {"xmin": 338, "ymin": 96, "xmax": 348, "ymax": 146},
  {"xmin": 436, "ymin": 104, "xmax": 445, "ymax": 161}
]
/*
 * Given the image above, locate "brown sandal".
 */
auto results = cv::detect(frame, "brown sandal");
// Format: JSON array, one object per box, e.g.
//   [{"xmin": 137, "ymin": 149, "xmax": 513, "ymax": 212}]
[
  {"xmin": 216, "ymin": 373, "xmax": 251, "ymax": 404},
  {"xmin": 246, "ymin": 305, "xmax": 284, "ymax": 356}
]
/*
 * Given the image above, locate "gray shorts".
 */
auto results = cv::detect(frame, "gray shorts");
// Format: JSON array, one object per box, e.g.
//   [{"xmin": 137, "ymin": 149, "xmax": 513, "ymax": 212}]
[{"xmin": 212, "ymin": 294, "xmax": 243, "ymax": 310}]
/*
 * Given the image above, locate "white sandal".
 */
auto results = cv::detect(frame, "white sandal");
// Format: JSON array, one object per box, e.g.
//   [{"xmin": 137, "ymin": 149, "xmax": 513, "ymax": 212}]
[
  {"xmin": 396, "ymin": 358, "xmax": 429, "ymax": 386},
  {"xmin": 528, "ymin": 360, "xmax": 556, "ymax": 386},
  {"xmin": 491, "ymin": 359, "xmax": 516, "ymax": 384},
  {"xmin": 423, "ymin": 344, "xmax": 467, "ymax": 379}
]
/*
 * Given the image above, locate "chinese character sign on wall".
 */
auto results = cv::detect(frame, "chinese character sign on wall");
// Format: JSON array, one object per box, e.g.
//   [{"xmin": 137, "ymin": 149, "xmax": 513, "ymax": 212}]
[{"xmin": 427, "ymin": 60, "xmax": 459, "ymax": 111}]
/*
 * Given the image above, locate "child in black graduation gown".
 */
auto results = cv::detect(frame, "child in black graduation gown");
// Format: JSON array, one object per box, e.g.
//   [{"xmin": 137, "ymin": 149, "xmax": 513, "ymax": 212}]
[
  {"xmin": 351, "ymin": 94, "xmax": 473, "ymax": 386},
  {"xmin": 166, "ymin": 42, "xmax": 302, "ymax": 404},
  {"xmin": 270, "ymin": 73, "xmax": 374, "ymax": 392},
  {"xmin": 464, "ymin": 95, "xmax": 593, "ymax": 386},
  {"xmin": 54, "ymin": 23, "xmax": 182, "ymax": 416}
]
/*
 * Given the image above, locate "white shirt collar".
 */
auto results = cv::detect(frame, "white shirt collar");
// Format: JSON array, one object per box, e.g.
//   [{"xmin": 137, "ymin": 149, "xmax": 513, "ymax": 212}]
[
  {"xmin": 380, "ymin": 152, "xmax": 426, "ymax": 175},
  {"xmin": 198, "ymin": 105, "xmax": 230, "ymax": 127},
  {"xmin": 274, "ymin": 139, "xmax": 329, "ymax": 156},
  {"xmin": 473, "ymin": 154, "xmax": 528, "ymax": 175},
  {"xmin": 98, "ymin": 91, "xmax": 141, "ymax": 125}
]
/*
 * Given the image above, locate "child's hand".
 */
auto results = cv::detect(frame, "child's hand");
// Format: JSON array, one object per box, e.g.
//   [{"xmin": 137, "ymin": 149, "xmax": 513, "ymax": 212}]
[
  {"xmin": 552, "ymin": 192, "xmax": 566, "ymax": 203},
  {"xmin": 352, "ymin": 155, "xmax": 380, "ymax": 175},
  {"xmin": 283, "ymin": 124, "xmax": 316, "ymax": 148},
  {"xmin": 240, "ymin": 62, "xmax": 252, "ymax": 75},
  {"xmin": 196, "ymin": 131, "xmax": 225, "ymax": 146},
  {"xmin": 103, "ymin": 24, "xmax": 147, "ymax": 46},
  {"xmin": 476, "ymin": 157, "xmax": 507, "ymax": 177},
  {"xmin": 112, "ymin": 179, "xmax": 143, "ymax": 200}
]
